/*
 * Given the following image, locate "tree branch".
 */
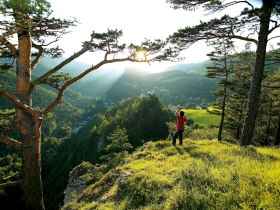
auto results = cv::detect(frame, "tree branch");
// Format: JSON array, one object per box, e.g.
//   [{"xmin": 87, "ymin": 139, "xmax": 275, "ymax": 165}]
[
  {"xmin": 31, "ymin": 42, "xmax": 91, "ymax": 89},
  {"xmin": 1, "ymin": 28, "xmax": 20, "ymax": 38},
  {"xmin": 226, "ymin": 34, "xmax": 258, "ymax": 44},
  {"xmin": 31, "ymin": 43, "xmax": 44, "ymax": 70},
  {"xmin": 0, "ymin": 181, "xmax": 21, "ymax": 188},
  {"xmin": 268, "ymin": 35, "xmax": 280, "ymax": 42},
  {"xmin": 0, "ymin": 87, "xmax": 36, "ymax": 117},
  {"xmin": 42, "ymin": 57, "xmax": 139, "ymax": 115},
  {"xmin": 0, "ymin": 172, "xmax": 19, "ymax": 183},
  {"xmin": 221, "ymin": 1, "xmax": 254, "ymax": 10},
  {"xmin": 263, "ymin": 85, "xmax": 280, "ymax": 89},
  {"xmin": 34, "ymin": 33, "xmax": 65, "ymax": 47},
  {"xmin": 0, "ymin": 36, "xmax": 17, "ymax": 55},
  {"xmin": 169, "ymin": 15, "xmax": 259, "ymax": 50},
  {"xmin": 167, "ymin": 0, "xmax": 254, "ymax": 11},
  {"xmin": 0, "ymin": 135, "xmax": 22, "ymax": 150}
]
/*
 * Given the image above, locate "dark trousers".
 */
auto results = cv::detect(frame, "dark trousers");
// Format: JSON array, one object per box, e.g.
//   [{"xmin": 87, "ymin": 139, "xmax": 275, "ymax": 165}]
[{"xmin": 173, "ymin": 130, "xmax": 184, "ymax": 145}]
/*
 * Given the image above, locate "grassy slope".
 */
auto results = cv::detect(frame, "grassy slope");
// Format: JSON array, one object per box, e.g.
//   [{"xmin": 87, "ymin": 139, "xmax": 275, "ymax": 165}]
[
  {"xmin": 184, "ymin": 109, "xmax": 221, "ymax": 127},
  {"xmin": 62, "ymin": 139, "xmax": 280, "ymax": 210}
]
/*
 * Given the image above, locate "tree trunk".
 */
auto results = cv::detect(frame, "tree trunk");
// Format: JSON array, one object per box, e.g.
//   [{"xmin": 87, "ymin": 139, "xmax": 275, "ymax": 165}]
[
  {"xmin": 236, "ymin": 126, "xmax": 240, "ymax": 139},
  {"xmin": 16, "ymin": 29, "xmax": 45, "ymax": 210},
  {"xmin": 240, "ymin": 2, "xmax": 273, "ymax": 146},
  {"xmin": 274, "ymin": 114, "xmax": 280, "ymax": 146},
  {"xmin": 218, "ymin": 87, "xmax": 226, "ymax": 141},
  {"xmin": 236, "ymin": 111, "xmax": 242, "ymax": 139},
  {"xmin": 218, "ymin": 47, "xmax": 229, "ymax": 141},
  {"xmin": 263, "ymin": 98, "xmax": 272, "ymax": 146},
  {"xmin": 20, "ymin": 114, "xmax": 44, "ymax": 210}
]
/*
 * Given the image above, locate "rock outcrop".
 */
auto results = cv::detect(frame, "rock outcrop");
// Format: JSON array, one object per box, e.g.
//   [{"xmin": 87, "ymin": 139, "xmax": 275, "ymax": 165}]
[{"xmin": 63, "ymin": 162, "xmax": 95, "ymax": 204}]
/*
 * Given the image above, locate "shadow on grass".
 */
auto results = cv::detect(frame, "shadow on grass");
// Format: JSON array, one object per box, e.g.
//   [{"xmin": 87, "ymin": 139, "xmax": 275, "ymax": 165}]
[
  {"xmin": 173, "ymin": 144, "xmax": 219, "ymax": 164},
  {"xmin": 231, "ymin": 146, "xmax": 279, "ymax": 162}
]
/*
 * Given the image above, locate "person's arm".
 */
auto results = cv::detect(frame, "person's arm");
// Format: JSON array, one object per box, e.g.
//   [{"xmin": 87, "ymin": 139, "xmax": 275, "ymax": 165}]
[
  {"xmin": 175, "ymin": 109, "xmax": 180, "ymax": 116},
  {"xmin": 184, "ymin": 117, "xmax": 187, "ymax": 125}
]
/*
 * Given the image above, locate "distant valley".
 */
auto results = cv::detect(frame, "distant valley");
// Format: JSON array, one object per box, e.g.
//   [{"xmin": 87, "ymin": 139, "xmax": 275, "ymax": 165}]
[
  {"xmin": 32, "ymin": 56, "xmax": 216, "ymax": 104},
  {"xmin": 1, "ymin": 56, "xmax": 217, "ymax": 106}
]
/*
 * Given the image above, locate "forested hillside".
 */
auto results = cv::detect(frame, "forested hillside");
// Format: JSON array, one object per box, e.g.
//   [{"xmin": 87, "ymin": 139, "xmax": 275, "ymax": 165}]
[
  {"xmin": 0, "ymin": 72, "xmax": 93, "ymax": 137},
  {"xmin": 1, "ymin": 56, "xmax": 217, "ymax": 104},
  {"xmin": 42, "ymin": 95, "xmax": 173, "ymax": 209},
  {"xmin": 106, "ymin": 67, "xmax": 217, "ymax": 105}
]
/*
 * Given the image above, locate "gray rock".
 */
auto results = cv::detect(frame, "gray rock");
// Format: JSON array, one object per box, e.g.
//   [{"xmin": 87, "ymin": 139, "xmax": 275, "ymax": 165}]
[{"xmin": 64, "ymin": 162, "xmax": 95, "ymax": 204}]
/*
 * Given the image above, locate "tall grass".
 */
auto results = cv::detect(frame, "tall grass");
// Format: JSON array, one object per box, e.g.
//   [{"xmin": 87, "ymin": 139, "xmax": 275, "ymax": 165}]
[{"xmin": 62, "ymin": 140, "xmax": 280, "ymax": 210}]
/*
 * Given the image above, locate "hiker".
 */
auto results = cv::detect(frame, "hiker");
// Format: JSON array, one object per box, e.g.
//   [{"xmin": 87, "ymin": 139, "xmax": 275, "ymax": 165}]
[{"xmin": 173, "ymin": 109, "xmax": 187, "ymax": 146}]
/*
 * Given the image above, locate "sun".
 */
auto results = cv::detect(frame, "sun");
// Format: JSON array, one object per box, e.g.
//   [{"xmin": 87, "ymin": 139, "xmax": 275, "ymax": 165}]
[{"xmin": 135, "ymin": 50, "xmax": 146, "ymax": 61}]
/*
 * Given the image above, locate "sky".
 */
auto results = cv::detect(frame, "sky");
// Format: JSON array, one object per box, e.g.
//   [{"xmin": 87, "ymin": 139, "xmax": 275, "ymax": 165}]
[
  {"xmin": 47, "ymin": 0, "xmax": 212, "ymax": 69},
  {"xmin": 47, "ymin": 0, "xmax": 270, "ymax": 71}
]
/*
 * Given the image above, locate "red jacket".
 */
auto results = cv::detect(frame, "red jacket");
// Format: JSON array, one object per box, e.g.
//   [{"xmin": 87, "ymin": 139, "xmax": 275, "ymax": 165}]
[{"xmin": 177, "ymin": 115, "xmax": 187, "ymax": 130}]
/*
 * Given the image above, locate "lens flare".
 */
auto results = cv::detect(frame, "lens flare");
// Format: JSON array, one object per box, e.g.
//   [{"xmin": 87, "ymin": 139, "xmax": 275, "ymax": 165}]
[{"xmin": 135, "ymin": 51, "xmax": 146, "ymax": 61}]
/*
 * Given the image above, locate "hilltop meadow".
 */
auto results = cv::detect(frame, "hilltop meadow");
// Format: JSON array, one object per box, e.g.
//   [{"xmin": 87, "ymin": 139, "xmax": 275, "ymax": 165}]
[{"xmin": 62, "ymin": 139, "xmax": 280, "ymax": 210}]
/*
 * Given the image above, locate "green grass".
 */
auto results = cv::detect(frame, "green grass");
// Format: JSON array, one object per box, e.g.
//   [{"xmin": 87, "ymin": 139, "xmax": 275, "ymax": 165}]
[
  {"xmin": 184, "ymin": 109, "xmax": 221, "ymax": 127},
  {"xmin": 62, "ymin": 139, "xmax": 280, "ymax": 210}
]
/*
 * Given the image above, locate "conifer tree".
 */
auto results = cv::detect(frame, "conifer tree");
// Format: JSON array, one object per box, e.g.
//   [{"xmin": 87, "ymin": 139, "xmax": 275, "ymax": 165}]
[
  {"xmin": 0, "ymin": 1, "xmax": 177, "ymax": 209},
  {"xmin": 262, "ymin": 47, "xmax": 280, "ymax": 145},
  {"xmin": 206, "ymin": 38, "xmax": 235, "ymax": 141},
  {"xmin": 167, "ymin": 0, "xmax": 280, "ymax": 146},
  {"xmin": 225, "ymin": 44, "xmax": 255, "ymax": 140},
  {"xmin": 100, "ymin": 127, "xmax": 132, "ymax": 170}
]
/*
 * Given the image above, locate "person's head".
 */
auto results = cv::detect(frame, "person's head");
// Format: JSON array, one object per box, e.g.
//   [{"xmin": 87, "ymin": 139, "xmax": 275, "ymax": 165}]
[{"xmin": 179, "ymin": 110, "xmax": 184, "ymax": 117}]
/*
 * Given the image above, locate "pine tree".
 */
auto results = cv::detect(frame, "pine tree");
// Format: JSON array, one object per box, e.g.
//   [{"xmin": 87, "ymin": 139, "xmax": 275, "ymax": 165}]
[
  {"xmin": 225, "ymin": 45, "xmax": 255, "ymax": 140},
  {"xmin": 100, "ymin": 127, "xmax": 132, "ymax": 170},
  {"xmin": 0, "ymin": 1, "xmax": 177, "ymax": 209},
  {"xmin": 261, "ymin": 48, "xmax": 280, "ymax": 146},
  {"xmin": 206, "ymin": 38, "xmax": 235, "ymax": 141},
  {"xmin": 167, "ymin": 0, "xmax": 280, "ymax": 145}
]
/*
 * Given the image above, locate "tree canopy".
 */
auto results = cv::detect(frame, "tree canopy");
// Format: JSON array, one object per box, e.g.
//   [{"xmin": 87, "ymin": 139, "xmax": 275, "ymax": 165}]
[
  {"xmin": 167, "ymin": 0, "xmax": 280, "ymax": 145},
  {"xmin": 0, "ymin": 0, "xmax": 179, "ymax": 209}
]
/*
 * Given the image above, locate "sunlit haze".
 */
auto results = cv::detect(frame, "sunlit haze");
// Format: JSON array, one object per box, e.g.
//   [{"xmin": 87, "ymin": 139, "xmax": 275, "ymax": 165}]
[
  {"xmin": 47, "ymin": 0, "xmax": 272, "ymax": 72},
  {"xmin": 48, "ymin": 0, "xmax": 212, "ymax": 71}
]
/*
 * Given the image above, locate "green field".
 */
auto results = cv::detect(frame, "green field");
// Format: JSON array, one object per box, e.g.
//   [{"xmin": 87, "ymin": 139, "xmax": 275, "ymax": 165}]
[{"xmin": 183, "ymin": 109, "xmax": 221, "ymax": 127}]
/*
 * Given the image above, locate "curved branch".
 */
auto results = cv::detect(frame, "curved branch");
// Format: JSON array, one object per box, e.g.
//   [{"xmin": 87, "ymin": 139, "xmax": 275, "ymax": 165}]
[
  {"xmin": 227, "ymin": 34, "xmax": 258, "ymax": 44},
  {"xmin": 0, "ymin": 87, "xmax": 36, "ymax": 116},
  {"xmin": 0, "ymin": 36, "xmax": 17, "ymax": 55},
  {"xmin": 31, "ymin": 42, "xmax": 92, "ymax": 89},
  {"xmin": 0, "ymin": 135, "xmax": 22, "ymax": 150},
  {"xmin": 223, "ymin": 1, "xmax": 254, "ymax": 10},
  {"xmin": 42, "ymin": 54, "xmax": 153, "ymax": 116},
  {"xmin": 268, "ymin": 24, "xmax": 280, "ymax": 34},
  {"xmin": 1, "ymin": 29, "xmax": 19, "ymax": 37},
  {"xmin": 42, "ymin": 57, "xmax": 135, "ymax": 115},
  {"xmin": 31, "ymin": 43, "xmax": 44, "ymax": 70},
  {"xmin": 267, "ymin": 35, "xmax": 280, "ymax": 42},
  {"xmin": 207, "ymin": 1, "xmax": 254, "ymax": 14},
  {"xmin": 192, "ymin": 33, "xmax": 258, "ymax": 46},
  {"xmin": 35, "ymin": 33, "xmax": 66, "ymax": 47}
]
